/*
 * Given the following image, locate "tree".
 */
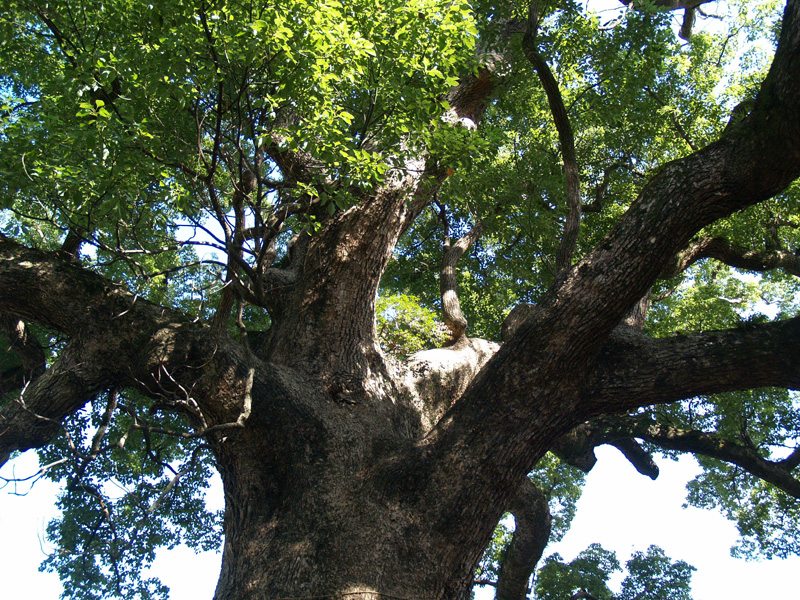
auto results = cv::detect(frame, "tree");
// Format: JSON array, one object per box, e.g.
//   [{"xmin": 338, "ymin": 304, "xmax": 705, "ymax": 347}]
[
  {"xmin": 534, "ymin": 544, "xmax": 695, "ymax": 600},
  {"xmin": 2, "ymin": 0, "xmax": 800, "ymax": 598}
]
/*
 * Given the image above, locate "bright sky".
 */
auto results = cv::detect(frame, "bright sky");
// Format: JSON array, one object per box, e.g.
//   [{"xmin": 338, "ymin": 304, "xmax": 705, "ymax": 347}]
[{"xmin": 3, "ymin": 446, "xmax": 800, "ymax": 599}]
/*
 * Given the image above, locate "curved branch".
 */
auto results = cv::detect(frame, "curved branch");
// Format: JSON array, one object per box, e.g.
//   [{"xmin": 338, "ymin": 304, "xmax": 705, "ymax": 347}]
[
  {"xmin": 665, "ymin": 235, "xmax": 800, "ymax": 278},
  {"xmin": 495, "ymin": 479, "xmax": 552, "ymax": 600},
  {"xmin": 549, "ymin": 420, "xmax": 659, "ymax": 478},
  {"xmin": 599, "ymin": 415, "xmax": 800, "ymax": 498},
  {"xmin": 522, "ymin": 11, "xmax": 582, "ymax": 274},
  {"xmin": 438, "ymin": 204, "xmax": 492, "ymax": 342},
  {"xmin": 607, "ymin": 438, "xmax": 659, "ymax": 480}
]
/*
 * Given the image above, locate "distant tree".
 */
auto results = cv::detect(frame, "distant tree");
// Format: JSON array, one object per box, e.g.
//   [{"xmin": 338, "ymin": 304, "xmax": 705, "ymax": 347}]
[
  {"xmin": 535, "ymin": 544, "xmax": 621, "ymax": 600},
  {"xmin": 2, "ymin": 0, "xmax": 800, "ymax": 599},
  {"xmin": 619, "ymin": 546, "xmax": 695, "ymax": 600},
  {"xmin": 535, "ymin": 545, "xmax": 694, "ymax": 600}
]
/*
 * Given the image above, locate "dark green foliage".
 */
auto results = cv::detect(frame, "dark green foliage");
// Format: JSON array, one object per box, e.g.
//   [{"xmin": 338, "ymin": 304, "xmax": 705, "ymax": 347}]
[
  {"xmin": 535, "ymin": 544, "xmax": 694, "ymax": 600},
  {"xmin": 35, "ymin": 391, "xmax": 221, "ymax": 600},
  {"xmin": 619, "ymin": 546, "xmax": 695, "ymax": 600},
  {"xmin": 1, "ymin": 0, "xmax": 798, "ymax": 597},
  {"xmin": 535, "ymin": 544, "xmax": 620, "ymax": 600}
]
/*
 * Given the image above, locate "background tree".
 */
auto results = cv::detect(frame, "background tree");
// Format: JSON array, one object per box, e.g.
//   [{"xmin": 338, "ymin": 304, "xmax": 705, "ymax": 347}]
[{"xmin": 2, "ymin": 0, "xmax": 800, "ymax": 599}]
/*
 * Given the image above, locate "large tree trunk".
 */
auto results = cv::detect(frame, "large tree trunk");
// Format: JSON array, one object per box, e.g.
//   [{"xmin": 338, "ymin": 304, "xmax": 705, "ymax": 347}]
[
  {"xmin": 3, "ymin": 2, "xmax": 800, "ymax": 599},
  {"xmin": 208, "ymin": 352, "xmax": 500, "ymax": 600}
]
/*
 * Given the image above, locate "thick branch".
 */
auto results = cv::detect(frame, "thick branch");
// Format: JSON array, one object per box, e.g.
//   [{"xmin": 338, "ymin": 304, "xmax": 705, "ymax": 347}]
[
  {"xmin": 428, "ymin": 0, "xmax": 800, "ymax": 481},
  {"xmin": 0, "ymin": 240, "xmax": 266, "ymax": 442},
  {"xmin": 585, "ymin": 319, "xmax": 800, "ymax": 415},
  {"xmin": 493, "ymin": 313, "xmax": 800, "ymax": 480},
  {"xmin": 665, "ymin": 235, "xmax": 800, "ymax": 278},
  {"xmin": 445, "ymin": 18, "xmax": 524, "ymax": 127},
  {"xmin": 262, "ymin": 34, "xmax": 515, "ymax": 370},
  {"xmin": 0, "ymin": 239, "xmax": 180, "ymax": 337},
  {"xmin": 601, "ymin": 415, "xmax": 800, "ymax": 498},
  {"xmin": 0, "ymin": 342, "xmax": 109, "ymax": 467},
  {"xmin": 496, "ymin": 479, "xmax": 552, "ymax": 600}
]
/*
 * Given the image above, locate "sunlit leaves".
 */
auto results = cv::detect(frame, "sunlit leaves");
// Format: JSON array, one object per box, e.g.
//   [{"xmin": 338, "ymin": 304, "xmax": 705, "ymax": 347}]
[
  {"xmin": 376, "ymin": 293, "xmax": 448, "ymax": 356},
  {"xmin": 1, "ymin": 0, "xmax": 479, "ymax": 248}
]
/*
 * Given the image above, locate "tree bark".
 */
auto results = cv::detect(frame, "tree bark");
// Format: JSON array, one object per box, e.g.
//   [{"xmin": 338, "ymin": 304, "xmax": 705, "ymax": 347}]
[
  {"xmin": 495, "ymin": 480, "xmax": 552, "ymax": 600},
  {"xmin": 3, "ymin": 1, "xmax": 800, "ymax": 599}
]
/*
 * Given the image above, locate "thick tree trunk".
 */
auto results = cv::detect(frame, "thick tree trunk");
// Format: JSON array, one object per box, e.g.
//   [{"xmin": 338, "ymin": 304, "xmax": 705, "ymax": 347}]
[
  {"xmin": 208, "ymin": 365, "xmax": 496, "ymax": 600},
  {"xmin": 212, "ymin": 447, "xmax": 464, "ymax": 600},
  {"xmin": 3, "ymin": 3, "xmax": 800, "ymax": 600}
]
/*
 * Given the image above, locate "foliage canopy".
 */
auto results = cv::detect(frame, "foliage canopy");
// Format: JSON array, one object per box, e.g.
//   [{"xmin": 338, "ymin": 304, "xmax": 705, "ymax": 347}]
[{"xmin": 2, "ymin": 0, "xmax": 800, "ymax": 598}]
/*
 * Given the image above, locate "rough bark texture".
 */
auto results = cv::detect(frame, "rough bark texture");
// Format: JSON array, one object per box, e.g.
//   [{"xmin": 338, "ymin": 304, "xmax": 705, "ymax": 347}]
[
  {"xmin": 495, "ymin": 480, "xmax": 552, "ymax": 600},
  {"xmin": 2, "ymin": 1, "xmax": 800, "ymax": 599}
]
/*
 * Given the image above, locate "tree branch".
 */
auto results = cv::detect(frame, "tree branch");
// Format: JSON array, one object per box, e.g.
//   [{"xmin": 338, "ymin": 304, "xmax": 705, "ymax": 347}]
[
  {"xmin": 445, "ymin": 18, "xmax": 524, "ymax": 128},
  {"xmin": 621, "ymin": 0, "xmax": 716, "ymax": 11},
  {"xmin": 597, "ymin": 414, "xmax": 800, "ymax": 498},
  {"xmin": 437, "ymin": 203, "xmax": 496, "ymax": 343},
  {"xmin": 0, "ymin": 342, "xmax": 110, "ymax": 467},
  {"xmin": 522, "ymin": 5, "xmax": 582, "ymax": 274},
  {"xmin": 496, "ymin": 479, "xmax": 552, "ymax": 600},
  {"xmin": 0, "ymin": 239, "xmax": 270, "ymax": 443},
  {"xmin": 584, "ymin": 318, "xmax": 800, "ymax": 416},
  {"xmin": 664, "ymin": 235, "xmax": 800, "ymax": 279},
  {"xmin": 582, "ymin": 163, "xmax": 623, "ymax": 214},
  {"xmin": 610, "ymin": 437, "xmax": 660, "ymax": 479}
]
